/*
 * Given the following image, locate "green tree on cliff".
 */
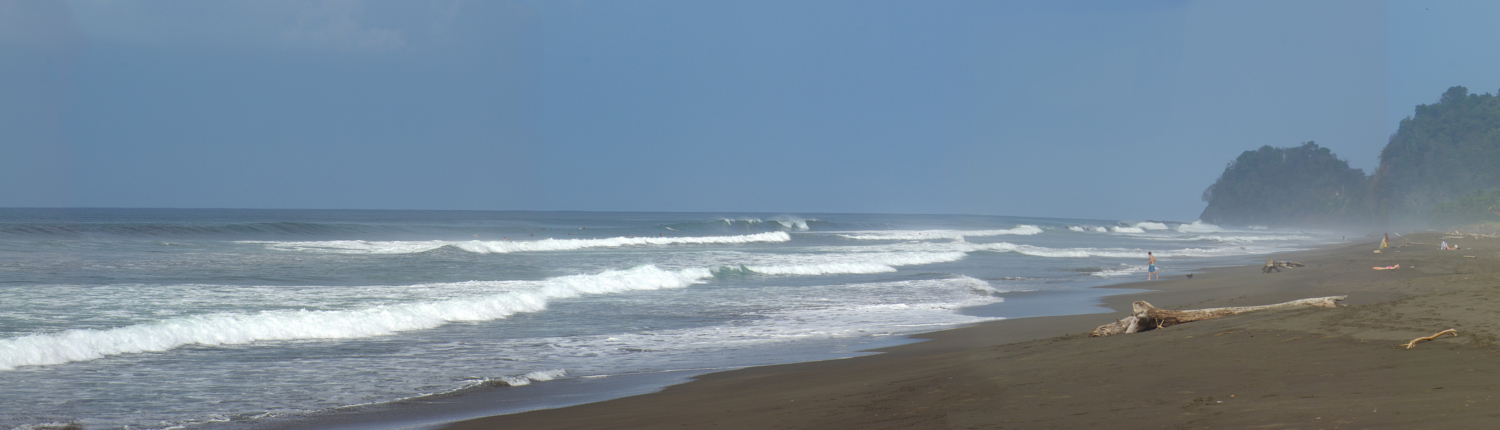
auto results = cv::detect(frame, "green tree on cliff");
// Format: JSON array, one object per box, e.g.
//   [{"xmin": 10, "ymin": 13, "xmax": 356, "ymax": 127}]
[
  {"xmin": 1372, "ymin": 86, "xmax": 1500, "ymax": 224},
  {"xmin": 1199, "ymin": 142, "xmax": 1368, "ymax": 226}
]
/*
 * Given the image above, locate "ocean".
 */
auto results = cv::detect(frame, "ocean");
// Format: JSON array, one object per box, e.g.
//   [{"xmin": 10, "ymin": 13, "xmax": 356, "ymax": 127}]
[{"xmin": 0, "ymin": 209, "xmax": 1337, "ymax": 430}]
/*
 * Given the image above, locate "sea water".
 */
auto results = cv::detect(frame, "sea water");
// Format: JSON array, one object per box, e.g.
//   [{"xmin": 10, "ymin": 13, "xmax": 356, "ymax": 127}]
[{"xmin": 0, "ymin": 209, "xmax": 1337, "ymax": 429}]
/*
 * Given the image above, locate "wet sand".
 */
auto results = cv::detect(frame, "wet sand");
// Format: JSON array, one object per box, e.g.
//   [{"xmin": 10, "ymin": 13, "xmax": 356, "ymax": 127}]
[{"xmin": 443, "ymin": 233, "xmax": 1500, "ymax": 429}]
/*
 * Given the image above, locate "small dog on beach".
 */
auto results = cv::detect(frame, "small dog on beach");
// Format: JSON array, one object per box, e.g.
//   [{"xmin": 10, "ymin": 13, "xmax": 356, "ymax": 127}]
[{"xmin": 1186, "ymin": 274, "xmax": 1193, "ymax": 279}]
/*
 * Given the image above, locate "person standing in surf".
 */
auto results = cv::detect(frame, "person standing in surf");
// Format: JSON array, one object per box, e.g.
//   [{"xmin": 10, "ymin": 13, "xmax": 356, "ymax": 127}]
[{"xmin": 1147, "ymin": 252, "xmax": 1157, "ymax": 281}]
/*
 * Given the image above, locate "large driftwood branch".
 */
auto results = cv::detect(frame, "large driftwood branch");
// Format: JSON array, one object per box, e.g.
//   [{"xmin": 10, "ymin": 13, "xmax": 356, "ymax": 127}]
[
  {"xmin": 1402, "ymin": 329, "xmax": 1457, "ymax": 349},
  {"xmin": 1261, "ymin": 260, "xmax": 1305, "ymax": 273},
  {"xmin": 1089, "ymin": 296, "xmax": 1347, "ymax": 337}
]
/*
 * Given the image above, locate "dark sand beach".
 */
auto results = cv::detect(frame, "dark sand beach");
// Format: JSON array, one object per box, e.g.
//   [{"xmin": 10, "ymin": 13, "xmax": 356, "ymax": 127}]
[{"xmin": 445, "ymin": 233, "xmax": 1500, "ymax": 429}]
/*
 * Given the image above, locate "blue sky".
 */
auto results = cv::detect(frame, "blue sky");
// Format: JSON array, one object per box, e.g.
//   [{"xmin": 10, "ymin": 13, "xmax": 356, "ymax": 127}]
[{"xmin": 3, "ymin": 0, "xmax": 1498, "ymax": 221}]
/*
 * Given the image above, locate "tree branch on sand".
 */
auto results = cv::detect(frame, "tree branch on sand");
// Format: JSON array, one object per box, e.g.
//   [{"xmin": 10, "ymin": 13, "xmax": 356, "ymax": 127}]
[
  {"xmin": 1089, "ymin": 296, "xmax": 1347, "ymax": 337},
  {"xmin": 1400, "ymin": 329, "xmax": 1457, "ymax": 349}
]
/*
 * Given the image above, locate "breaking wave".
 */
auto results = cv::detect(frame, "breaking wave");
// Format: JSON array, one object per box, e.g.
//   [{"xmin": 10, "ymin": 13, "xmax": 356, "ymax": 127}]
[
  {"xmin": 1175, "ymin": 220, "xmax": 1223, "ymax": 233},
  {"xmin": 246, "ymin": 232, "xmax": 792, "ymax": 254},
  {"xmin": 959, "ymin": 241, "xmax": 1274, "ymax": 259},
  {"xmin": 837, "ymin": 225, "xmax": 1043, "ymax": 240},
  {"xmin": 713, "ymin": 252, "xmax": 968, "ymax": 276},
  {"xmin": 0, "ymin": 266, "xmax": 713, "ymax": 371}
]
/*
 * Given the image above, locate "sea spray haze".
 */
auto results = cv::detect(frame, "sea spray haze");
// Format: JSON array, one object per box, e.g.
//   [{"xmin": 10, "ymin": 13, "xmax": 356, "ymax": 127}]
[{"xmin": 0, "ymin": 209, "xmax": 1338, "ymax": 429}]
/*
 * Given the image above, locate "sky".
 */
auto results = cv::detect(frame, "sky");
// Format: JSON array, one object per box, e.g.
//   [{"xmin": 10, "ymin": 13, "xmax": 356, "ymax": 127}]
[{"xmin": 2, "ymin": 0, "xmax": 1499, "ymax": 221}]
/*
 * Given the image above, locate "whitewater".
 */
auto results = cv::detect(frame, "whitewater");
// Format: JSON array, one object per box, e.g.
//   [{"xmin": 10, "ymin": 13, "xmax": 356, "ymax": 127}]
[{"xmin": 0, "ymin": 209, "xmax": 1337, "ymax": 430}]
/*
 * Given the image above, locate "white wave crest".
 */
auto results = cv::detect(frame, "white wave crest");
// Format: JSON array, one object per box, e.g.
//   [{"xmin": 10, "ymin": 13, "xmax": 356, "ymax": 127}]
[
  {"xmin": 497, "ymin": 369, "xmax": 567, "ymax": 387},
  {"xmin": 1110, "ymin": 226, "xmax": 1145, "ymax": 233},
  {"xmin": 771, "ymin": 217, "xmax": 813, "ymax": 230},
  {"xmin": 245, "ymin": 232, "xmax": 792, "ymax": 255},
  {"xmin": 1176, "ymin": 220, "xmax": 1222, "ymax": 233},
  {"xmin": 1194, "ymin": 234, "xmax": 1310, "ymax": 243},
  {"xmin": 1135, "ymin": 222, "xmax": 1170, "ymax": 230},
  {"xmin": 718, "ymin": 252, "xmax": 967, "ymax": 275},
  {"xmin": 837, "ymin": 225, "xmax": 1042, "ymax": 240},
  {"xmin": 0, "ymin": 266, "xmax": 712, "ymax": 371},
  {"xmin": 967, "ymin": 242, "xmax": 1260, "ymax": 259},
  {"xmin": 1091, "ymin": 265, "xmax": 1148, "ymax": 277}
]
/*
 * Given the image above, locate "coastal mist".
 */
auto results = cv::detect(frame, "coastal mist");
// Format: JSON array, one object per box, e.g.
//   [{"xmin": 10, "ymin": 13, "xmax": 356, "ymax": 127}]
[{"xmin": 0, "ymin": 209, "xmax": 1338, "ymax": 429}]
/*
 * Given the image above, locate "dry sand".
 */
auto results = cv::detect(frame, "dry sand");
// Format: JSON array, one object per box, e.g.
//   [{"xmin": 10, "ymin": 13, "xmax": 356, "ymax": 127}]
[{"xmin": 443, "ymin": 233, "xmax": 1500, "ymax": 429}]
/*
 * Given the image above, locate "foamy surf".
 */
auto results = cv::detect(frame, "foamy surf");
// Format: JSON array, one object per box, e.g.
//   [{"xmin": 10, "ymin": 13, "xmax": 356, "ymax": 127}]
[
  {"xmin": 244, "ymin": 232, "xmax": 792, "ymax": 254},
  {"xmin": 713, "ymin": 251, "xmax": 969, "ymax": 275},
  {"xmin": 0, "ymin": 247, "xmax": 981, "ymax": 371},
  {"xmin": 1091, "ymin": 265, "xmax": 1148, "ymax": 277},
  {"xmin": 836, "ymin": 225, "xmax": 1043, "ymax": 240},
  {"xmin": 964, "ymin": 242, "xmax": 1277, "ymax": 259},
  {"xmin": 1175, "ymin": 220, "xmax": 1223, "ymax": 233},
  {"xmin": 1, "ymin": 210, "xmax": 1343, "ymax": 430},
  {"xmin": 0, "ymin": 266, "xmax": 714, "ymax": 371},
  {"xmin": 493, "ymin": 369, "xmax": 568, "ymax": 387}
]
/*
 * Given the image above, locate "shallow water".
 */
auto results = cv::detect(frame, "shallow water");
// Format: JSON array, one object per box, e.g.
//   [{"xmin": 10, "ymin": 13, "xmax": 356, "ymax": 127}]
[{"xmin": 0, "ymin": 209, "xmax": 1335, "ymax": 429}]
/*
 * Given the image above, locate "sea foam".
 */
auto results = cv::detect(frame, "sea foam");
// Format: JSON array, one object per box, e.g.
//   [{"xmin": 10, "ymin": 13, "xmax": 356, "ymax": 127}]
[
  {"xmin": 1135, "ymin": 222, "xmax": 1170, "ymax": 231},
  {"xmin": 837, "ymin": 225, "xmax": 1042, "ymax": 240},
  {"xmin": 1175, "ymin": 220, "xmax": 1223, "ymax": 233},
  {"xmin": 0, "ymin": 266, "xmax": 713, "ymax": 371},
  {"xmin": 714, "ymin": 252, "xmax": 968, "ymax": 275},
  {"xmin": 246, "ymin": 232, "xmax": 792, "ymax": 254},
  {"xmin": 964, "ymin": 242, "xmax": 1271, "ymax": 259}
]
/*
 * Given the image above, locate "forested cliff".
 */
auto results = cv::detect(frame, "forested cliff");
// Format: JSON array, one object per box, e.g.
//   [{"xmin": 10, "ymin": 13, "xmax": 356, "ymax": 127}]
[
  {"xmin": 1198, "ymin": 142, "xmax": 1367, "ymax": 227},
  {"xmin": 1199, "ymin": 86, "xmax": 1500, "ymax": 228},
  {"xmin": 1371, "ymin": 86, "xmax": 1500, "ymax": 225}
]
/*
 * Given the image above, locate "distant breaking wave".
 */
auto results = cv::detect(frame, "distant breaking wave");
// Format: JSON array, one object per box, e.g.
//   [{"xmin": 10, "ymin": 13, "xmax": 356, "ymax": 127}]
[
  {"xmin": 1175, "ymin": 220, "xmax": 1223, "ymax": 233},
  {"xmin": 245, "ymin": 232, "xmax": 792, "ymax": 254},
  {"xmin": 836, "ymin": 225, "xmax": 1042, "ymax": 240},
  {"xmin": 966, "ymin": 241, "xmax": 1266, "ymax": 259},
  {"xmin": 713, "ymin": 252, "xmax": 967, "ymax": 276},
  {"xmin": 0, "ymin": 247, "xmax": 976, "ymax": 371},
  {"xmin": 0, "ymin": 221, "xmax": 390, "ymax": 239},
  {"xmin": 716, "ymin": 217, "xmax": 816, "ymax": 231},
  {"xmin": 817, "ymin": 239, "xmax": 1282, "ymax": 260}
]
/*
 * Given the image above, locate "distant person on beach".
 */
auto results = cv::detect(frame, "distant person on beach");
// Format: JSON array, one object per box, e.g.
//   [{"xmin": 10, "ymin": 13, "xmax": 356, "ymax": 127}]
[{"xmin": 1147, "ymin": 252, "xmax": 1157, "ymax": 280}]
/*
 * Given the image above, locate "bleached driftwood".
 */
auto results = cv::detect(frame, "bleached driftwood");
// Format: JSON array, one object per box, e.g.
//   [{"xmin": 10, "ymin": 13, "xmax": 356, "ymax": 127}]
[
  {"xmin": 1402, "ymin": 329, "xmax": 1457, "ymax": 349},
  {"xmin": 1261, "ymin": 260, "xmax": 1305, "ymax": 273},
  {"xmin": 1089, "ymin": 296, "xmax": 1347, "ymax": 337}
]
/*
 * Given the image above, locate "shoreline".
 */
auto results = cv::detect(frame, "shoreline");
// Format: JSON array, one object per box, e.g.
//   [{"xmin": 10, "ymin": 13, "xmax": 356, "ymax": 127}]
[
  {"xmin": 436, "ymin": 234, "xmax": 1500, "ymax": 429},
  {"xmin": 248, "ymin": 238, "xmax": 1262, "ymax": 430},
  {"xmin": 202, "ymin": 225, "xmax": 1304, "ymax": 430}
]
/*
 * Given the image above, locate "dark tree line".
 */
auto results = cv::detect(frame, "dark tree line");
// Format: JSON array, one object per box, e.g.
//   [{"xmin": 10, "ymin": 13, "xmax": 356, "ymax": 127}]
[
  {"xmin": 1371, "ymin": 86, "xmax": 1500, "ymax": 225},
  {"xmin": 1200, "ymin": 86, "xmax": 1500, "ymax": 228},
  {"xmin": 1199, "ymin": 142, "xmax": 1368, "ymax": 227}
]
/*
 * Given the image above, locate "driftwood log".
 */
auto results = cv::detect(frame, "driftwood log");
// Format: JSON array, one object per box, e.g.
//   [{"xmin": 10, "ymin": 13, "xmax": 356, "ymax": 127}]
[
  {"xmin": 1402, "ymin": 329, "xmax": 1457, "ymax": 349},
  {"xmin": 1089, "ymin": 296, "xmax": 1347, "ymax": 337},
  {"xmin": 1261, "ymin": 260, "xmax": 1305, "ymax": 273}
]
